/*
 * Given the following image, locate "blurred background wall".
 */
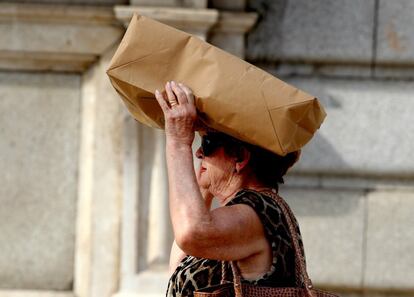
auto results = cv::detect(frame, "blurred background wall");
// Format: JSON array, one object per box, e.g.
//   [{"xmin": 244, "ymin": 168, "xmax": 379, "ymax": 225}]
[{"xmin": 0, "ymin": 1, "xmax": 413, "ymax": 297}]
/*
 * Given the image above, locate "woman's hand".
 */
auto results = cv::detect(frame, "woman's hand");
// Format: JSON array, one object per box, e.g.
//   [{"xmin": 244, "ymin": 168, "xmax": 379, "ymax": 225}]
[{"xmin": 155, "ymin": 81, "xmax": 197, "ymax": 147}]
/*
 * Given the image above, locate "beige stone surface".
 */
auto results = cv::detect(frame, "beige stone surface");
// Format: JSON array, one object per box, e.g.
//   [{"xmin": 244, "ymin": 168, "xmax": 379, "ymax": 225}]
[
  {"xmin": 377, "ymin": 0, "xmax": 414, "ymax": 64},
  {"xmin": 284, "ymin": 78, "xmax": 414, "ymax": 177},
  {"xmin": 364, "ymin": 191, "xmax": 414, "ymax": 289},
  {"xmin": 279, "ymin": 188, "xmax": 366, "ymax": 288},
  {"xmin": 0, "ymin": 3, "xmax": 123, "ymax": 72},
  {"xmin": 0, "ymin": 21, "xmax": 121, "ymax": 55},
  {"xmin": 0, "ymin": 52, "xmax": 97, "ymax": 73},
  {"xmin": 75, "ymin": 46, "xmax": 123, "ymax": 297},
  {"xmin": 246, "ymin": 0, "xmax": 375, "ymax": 63},
  {"xmin": 114, "ymin": 5, "xmax": 218, "ymax": 38},
  {"xmin": 130, "ymin": 0, "xmax": 206, "ymax": 8},
  {"xmin": 114, "ymin": 6, "xmax": 257, "ymax": 58},
  {"xmin": 209, "ymin": 11, "xmax": 258, "ymax": 58},
  {"xmin": 0, "ymin": 291, "xmax": 74, "ymax": 297},
  {"xmin": 4, "ymin": 0, "xmax": 125, "ymax": 4},
  {"xmin": 0, "ymin": 72, "xmax": 80, "ymax": 289},
  {"xmin": 115, "ymin": 271, "xmax": 170, "ymax": 296}
]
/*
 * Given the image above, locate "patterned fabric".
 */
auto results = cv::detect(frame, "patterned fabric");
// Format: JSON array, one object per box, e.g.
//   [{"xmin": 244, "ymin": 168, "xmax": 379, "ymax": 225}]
[{"xmin": 166, "ymin": 189, "xmax": 306, "ymax": 297}]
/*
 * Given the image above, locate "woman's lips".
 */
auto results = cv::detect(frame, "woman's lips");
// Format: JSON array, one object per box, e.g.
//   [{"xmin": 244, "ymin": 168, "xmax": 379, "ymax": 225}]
[{"xmin": 200, "ymin": 166, "xmax": 206, "ymax": 173}]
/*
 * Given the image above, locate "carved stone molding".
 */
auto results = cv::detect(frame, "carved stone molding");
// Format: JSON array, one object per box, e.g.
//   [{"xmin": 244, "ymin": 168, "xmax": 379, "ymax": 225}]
[
  {"xmin": 130, "ymin": 0, "xmax": 207, "ymax": 8},
  {"xmin": 213, "ymin": 11, "xmax": 258, "ymax": 33},
  {"xmin": 210, "ymin": 0, "xmax": 246, "ymax": 11},
  {"xmin": 0, "ymin": 2, "xmax": 257, "ymax": 72},
  {"xmin": 210, "ymin": 11, "xmax": 258, "ymax": 58},
  {"xmin": 0, "ymin": 3, "xmax": 123, "ymax": 72},
  {"xmin": 114, "ymin": 6, "xmax": 218, "ymax": 39},
  {"xmin": 113, "ymin": 6, "xmax": 257, "ymax": 57}
]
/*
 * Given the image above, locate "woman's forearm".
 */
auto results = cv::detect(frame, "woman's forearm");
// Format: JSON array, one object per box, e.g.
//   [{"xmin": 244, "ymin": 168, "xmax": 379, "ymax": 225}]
[
  {"xmin": 154, "ymin": 81, "xmax": 212, "ymax": 249},
  {"xmin": 166, "ymin": 140, "xmax": 212, "ymax": 244}
]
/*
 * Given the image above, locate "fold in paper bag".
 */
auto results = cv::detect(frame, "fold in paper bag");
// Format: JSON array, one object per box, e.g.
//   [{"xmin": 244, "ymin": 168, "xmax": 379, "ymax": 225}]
[{"xmin": 107, "ymin": 14, "xmax": 326, "ymax": 156}]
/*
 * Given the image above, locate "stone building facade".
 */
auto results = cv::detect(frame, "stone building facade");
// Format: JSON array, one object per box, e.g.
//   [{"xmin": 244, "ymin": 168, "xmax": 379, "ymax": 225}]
[{"xmin": 0, "ymin": 0, "xmax": 413, "ymax": 297}]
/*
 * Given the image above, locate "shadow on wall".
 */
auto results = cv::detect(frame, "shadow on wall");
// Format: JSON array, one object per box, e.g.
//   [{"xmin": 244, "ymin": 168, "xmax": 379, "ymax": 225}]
[
  {"xmin": 246, "ymin": 0, "xmax": 289, "ymax": 61},
  {"xmin": 280, "ymin": 184, "xmax": 364, "ymax": 218},
  {"xmin": 294, "ymin": 133, "xmax": 350, "ymax": 175},
  {"xmin": 290, "ymin": 85, "xmax": 350, "ymax": 175},
  {"xmin": 280, "ymin": 134, "xmax": 358, "ymax": 218}
]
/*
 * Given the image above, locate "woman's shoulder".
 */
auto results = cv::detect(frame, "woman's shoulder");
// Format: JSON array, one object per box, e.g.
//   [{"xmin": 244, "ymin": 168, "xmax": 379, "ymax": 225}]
[{"xmin": 226, "ymin": 189, "xmax": 284, "ymax": 224}]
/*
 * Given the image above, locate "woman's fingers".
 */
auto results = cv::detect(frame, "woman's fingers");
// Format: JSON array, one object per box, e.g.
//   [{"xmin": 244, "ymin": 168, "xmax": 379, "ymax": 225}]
[
  {"xmin": 156, "ymin": 81, "xmax": 195, "ymax": 111},
  {"xmin": 154, "ymin": 81, "xmax": 197, "ymax": 145},
  {"xmin": 155, "ymin": 89, "xmax": 169, "ymax": 112},
  {"xmin": 179, "ymin": 83, "xmax": 195, "ymax": 106},
  {"xmin": 165, "ymin": 81, "xmax": 178, "ymax": 106},
  {"xmin": 170, "ymin": 81, "xmax": 188, "ymax": 105}
]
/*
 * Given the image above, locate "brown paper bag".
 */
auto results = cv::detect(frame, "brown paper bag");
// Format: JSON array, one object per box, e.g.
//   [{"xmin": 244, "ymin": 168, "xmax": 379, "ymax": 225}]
[{"xmin": 107, "ymin": 14, "xmax": 326, "ymax": 156}]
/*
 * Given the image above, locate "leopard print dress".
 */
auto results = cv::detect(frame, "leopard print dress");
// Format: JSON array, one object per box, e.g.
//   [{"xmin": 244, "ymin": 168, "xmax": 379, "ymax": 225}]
[{"xmin": 166, "ymin": 189, "xmax": 306, "ymax": 297}]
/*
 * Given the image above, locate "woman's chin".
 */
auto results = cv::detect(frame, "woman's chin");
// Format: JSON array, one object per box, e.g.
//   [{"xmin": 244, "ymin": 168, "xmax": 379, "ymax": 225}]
[{"xmin": 198, "ymin": 178, "xmax": 210, "ymax": 189}]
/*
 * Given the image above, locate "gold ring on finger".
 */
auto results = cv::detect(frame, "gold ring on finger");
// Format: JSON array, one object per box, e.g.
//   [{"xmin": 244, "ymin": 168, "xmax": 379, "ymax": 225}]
[{"xmin": 169, "ymin": 100, "xmax": 178, "ymax": 107}]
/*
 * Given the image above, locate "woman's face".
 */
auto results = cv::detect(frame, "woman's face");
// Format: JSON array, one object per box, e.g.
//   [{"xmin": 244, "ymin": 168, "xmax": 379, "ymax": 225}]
[{"xmin": 195, "ymin": 145, "xmax": 236, "ymax": 196}]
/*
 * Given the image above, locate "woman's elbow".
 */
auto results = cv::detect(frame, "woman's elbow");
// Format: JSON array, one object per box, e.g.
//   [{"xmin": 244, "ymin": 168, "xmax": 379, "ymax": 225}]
[{"xmin": 175, "ymin": 227, "xmax": 203, "ymax": 255}]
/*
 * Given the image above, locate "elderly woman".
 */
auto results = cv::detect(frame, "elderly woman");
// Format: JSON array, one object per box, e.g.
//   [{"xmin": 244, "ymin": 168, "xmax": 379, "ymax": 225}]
[{"xmin": 155, "ymin": 81, "xmax": 304, "ymax": 297}]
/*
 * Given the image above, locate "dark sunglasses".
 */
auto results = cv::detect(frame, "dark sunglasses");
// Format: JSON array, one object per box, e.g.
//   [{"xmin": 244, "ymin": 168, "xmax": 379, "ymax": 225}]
[
  {"xmin": 201, "ymin": 133, "xmax": 241, "ymax": 156},
  {"xmin": 201, "ymin": 134, "xmax": 223, "ymax": 156}
]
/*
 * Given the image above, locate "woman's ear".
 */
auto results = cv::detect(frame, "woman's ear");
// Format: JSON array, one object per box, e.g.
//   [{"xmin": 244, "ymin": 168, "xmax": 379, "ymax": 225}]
[{"xmin": 235, "ymin": 147, "xmax": 251, "ymax": 173}]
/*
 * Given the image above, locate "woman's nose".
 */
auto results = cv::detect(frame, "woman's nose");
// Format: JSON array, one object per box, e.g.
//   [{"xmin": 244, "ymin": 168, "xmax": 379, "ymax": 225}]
[{"xmin": 195, "ymin": 147, "xmax": 204, "ymax": 159}]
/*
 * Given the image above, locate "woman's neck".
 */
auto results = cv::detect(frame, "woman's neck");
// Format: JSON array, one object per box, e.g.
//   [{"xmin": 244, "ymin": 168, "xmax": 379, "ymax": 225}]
[{"xmin": 215, "ymin": 178, "xmax": 269, "ymax": 206}]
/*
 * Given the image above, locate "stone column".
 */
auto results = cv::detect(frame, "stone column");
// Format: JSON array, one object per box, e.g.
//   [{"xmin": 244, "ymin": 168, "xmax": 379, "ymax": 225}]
[
  {"xmin": 147, "ymin": 133, "xmax": 171, "ymax": 268},
  {"xmin": 76, "ymin": 46, "xmax": 124, "ymax": 297},
  {"xmin": 209, "ymin": 0, "xmax": 257, "ymax": 58}
]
